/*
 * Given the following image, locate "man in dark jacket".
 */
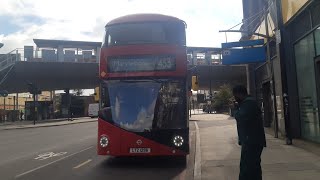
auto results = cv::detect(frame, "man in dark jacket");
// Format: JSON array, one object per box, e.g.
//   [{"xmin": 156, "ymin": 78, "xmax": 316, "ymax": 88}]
[{"xmin": 233, "ymin": 85, "xmax": 266, "ymax": 180}]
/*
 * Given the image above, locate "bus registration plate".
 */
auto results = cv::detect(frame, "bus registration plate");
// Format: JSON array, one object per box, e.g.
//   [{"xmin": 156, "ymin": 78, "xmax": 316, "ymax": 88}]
[{"xmin": 129, "ymin": 148, "xmax": 151, "ymax": 153}]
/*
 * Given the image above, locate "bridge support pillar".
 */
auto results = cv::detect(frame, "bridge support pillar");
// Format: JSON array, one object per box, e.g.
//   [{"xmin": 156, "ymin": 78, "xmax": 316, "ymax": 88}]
[
  {"xmin": 95, "ymin": 47, "xmax": 101, "ymax": 63},
  {"xmin": 58, "ymin": 45, "xmax": 64, "ymax": 62},
  {"xmin": 192, "ymin": 51, "xmax": 197, "ymax": 65},
  {"xmin": 50, "ymin": 91, "xmax": 53, "ymax": 100}
]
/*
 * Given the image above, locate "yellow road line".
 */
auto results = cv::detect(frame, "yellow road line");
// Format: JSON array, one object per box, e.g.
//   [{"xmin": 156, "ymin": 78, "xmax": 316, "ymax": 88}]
[{"xmin": 73, "ymin": 159, "xmax": 92, "ymax": 169}]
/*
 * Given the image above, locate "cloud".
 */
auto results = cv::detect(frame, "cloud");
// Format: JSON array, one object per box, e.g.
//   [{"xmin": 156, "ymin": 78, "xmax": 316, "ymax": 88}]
[
  {"xmin": 0, "ymin": 0, "xmax": 243, "ymax": 53},
  {"xmin": 120, "ymin": 107, "xmax": 154, "ymax": 132}
]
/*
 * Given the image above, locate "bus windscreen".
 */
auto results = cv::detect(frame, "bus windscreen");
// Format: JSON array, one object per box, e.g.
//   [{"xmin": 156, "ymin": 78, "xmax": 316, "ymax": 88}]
[{"xmin": 100, "ymin": 79, "xmax": 186, "ymax": 132}]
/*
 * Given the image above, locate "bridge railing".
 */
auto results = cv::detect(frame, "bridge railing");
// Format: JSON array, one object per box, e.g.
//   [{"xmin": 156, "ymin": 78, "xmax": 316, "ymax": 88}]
[
  {"xmin": 0, "ymin": 49, "xmax": 22, "ymax": 72},
  {"xmin": 22, "ymin": 48, "xmax": 98, "ymax": 63},
  {"xmin": 187, "ymin": 53, "xmax": 222, "ymax": 66},
  {"xmin": 1, "ymin": 47, "xmax": 224, "ymax": 72},
  {"xmin": 0, "ymin": 48, "xmax": 99, "ymax": 72}
]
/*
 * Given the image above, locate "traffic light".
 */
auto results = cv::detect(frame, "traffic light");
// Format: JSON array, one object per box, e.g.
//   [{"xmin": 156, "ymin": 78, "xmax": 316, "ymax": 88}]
[
  {"xmin": 94, "ymin": 87, "xmax": 99, "ymax": 102},
  {"xmin": 192, "ymin": 76, "xmax": 199, "ymax": 91}
]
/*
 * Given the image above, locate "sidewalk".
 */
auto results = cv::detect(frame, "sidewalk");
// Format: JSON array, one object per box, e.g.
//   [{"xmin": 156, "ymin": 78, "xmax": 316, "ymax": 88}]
[
  {"xmin": 0, "ymin": 117, "xmax": 97, "ymax": 130},
  {"xmin": 0, "ymin": 118, "xmax": 71, "ymax": 126},
  {"xmin": 191, "ymin": 113, "xmax": 320, "ymax": 180}
]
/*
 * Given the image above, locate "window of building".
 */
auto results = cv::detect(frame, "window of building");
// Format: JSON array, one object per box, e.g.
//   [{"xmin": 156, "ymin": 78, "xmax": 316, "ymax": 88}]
[
  {"xmin": 294, "ymin": 33, "xmax": 320, "ymax": 142},
  {"xmin": 311, "ymin": 2, "xmax": 320, "ymax": 28},
  {"xmin": 291, "ymin": 11, "xmax": 311, "ymax": 42},
  {"xmin": 315, "ymin": 28, "xmax": 320, "ymax": 56}
]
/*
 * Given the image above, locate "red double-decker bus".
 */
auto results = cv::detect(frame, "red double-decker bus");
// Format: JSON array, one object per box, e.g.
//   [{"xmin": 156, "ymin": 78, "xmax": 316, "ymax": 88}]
[{"xmin": 97, "ymin": 14, "xmax": 189, "ymax": 161}]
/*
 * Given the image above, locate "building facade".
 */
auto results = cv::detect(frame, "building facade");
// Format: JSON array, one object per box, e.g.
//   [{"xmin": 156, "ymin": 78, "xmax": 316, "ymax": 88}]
[
  {"xmin": 243, "ymin": 0, "xmax": 320, "ymax": 143},
  {"xmin": 281, "ymin": 0, "xmax": 320, "ymax": 143}
]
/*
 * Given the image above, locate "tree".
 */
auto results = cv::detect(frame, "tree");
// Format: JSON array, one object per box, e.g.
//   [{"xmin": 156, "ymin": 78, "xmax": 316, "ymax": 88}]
[
  {"xmin": 53, "ymin": 94, "xmax": 61, "ymax": 118},
  {"xmin": 72, "ymin": 89, "xmax": 84, "ymax": 96},
  {"xmin": 212, "ymin": 84, "xmax": 233, "ymax": 113}
]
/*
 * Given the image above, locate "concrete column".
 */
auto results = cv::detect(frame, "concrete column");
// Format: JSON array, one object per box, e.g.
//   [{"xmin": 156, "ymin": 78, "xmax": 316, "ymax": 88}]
[
  {"xmin": 192, "ymin": 51, "xmax": 197, "ymax": 65},
  {"xmin": 96, "ymin": 47, "xmax": 101, "ymax": 63},
  {"xmin": 205, "ymin": 52, "xmax": 211, "ymax": 65},
  {"xmin": 75, "ymin": 48, "xmax": 79, "ymax": 62},
  {"xmin": 35, "ymin": 47, "xmax": 39, "ymax": 59},
  {"xmin": 58, "ymin": 45, "xmax": 64, "ymax": 62},
  {"xmin": 246, "ymin": 64, "xmax": 250, "ymax": 94},
  {"xmin": 50, "ymin": 91, "xmax": 53, "ymax": 100}
]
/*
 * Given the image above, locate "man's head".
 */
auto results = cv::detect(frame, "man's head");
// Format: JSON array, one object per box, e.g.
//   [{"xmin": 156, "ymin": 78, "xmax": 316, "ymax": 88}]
[{"xmin": 232, "ymin": 85, "xmax": 248, "ymax": 103}]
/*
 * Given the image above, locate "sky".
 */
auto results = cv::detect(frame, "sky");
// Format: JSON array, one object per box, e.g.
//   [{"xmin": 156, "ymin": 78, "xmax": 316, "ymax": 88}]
[{"xmin": 0, "ymin": 0, "xmax": 243, "ymax": 53}]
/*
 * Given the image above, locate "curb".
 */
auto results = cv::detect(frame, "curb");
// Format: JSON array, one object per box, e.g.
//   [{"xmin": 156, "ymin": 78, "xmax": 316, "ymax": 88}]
[
  {"xmin": 0, "ymin": 118, "xmax": 79, "ymax": 127},
  {"xmin": 2, "ymin": 120, "xmax": 97, "ymax": 130},
  {"xmin": 194, "ymin": 121, "xmax": 202, "ymax": 180}
]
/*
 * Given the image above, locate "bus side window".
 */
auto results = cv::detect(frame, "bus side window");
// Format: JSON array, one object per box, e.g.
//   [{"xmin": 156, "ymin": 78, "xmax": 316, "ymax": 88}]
[{"xmin": 102, "ymin": 86, "xmax": 111, "ymax": 108}]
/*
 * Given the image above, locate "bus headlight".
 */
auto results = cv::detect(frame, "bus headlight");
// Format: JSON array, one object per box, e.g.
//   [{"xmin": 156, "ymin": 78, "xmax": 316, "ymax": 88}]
[
  {"xmin": 173, "ymin": 135, "xmax": 184, "ymax": 147},
  {"xmin": 100, "ymin": 135, "xmax": 109, "ymax": 148}
]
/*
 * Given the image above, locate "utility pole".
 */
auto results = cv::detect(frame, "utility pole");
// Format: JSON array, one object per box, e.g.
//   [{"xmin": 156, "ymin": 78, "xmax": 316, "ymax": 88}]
[
  {"xmin": 3, "ymin": 97, "xmax": 6, "ymax": 110},
  {"xmin": 33, "ymin": 93, "xmax": 36, "ymax": 125},
  {"xmin": 275, "ymin": 0, "xmax": 292, "ymax": 144}
]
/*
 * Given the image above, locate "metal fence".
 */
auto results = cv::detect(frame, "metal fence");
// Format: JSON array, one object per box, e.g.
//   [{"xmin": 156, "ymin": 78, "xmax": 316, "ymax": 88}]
[{"xmin": 0, "ymin": 48, "xmax": 99, "ymax": 72}]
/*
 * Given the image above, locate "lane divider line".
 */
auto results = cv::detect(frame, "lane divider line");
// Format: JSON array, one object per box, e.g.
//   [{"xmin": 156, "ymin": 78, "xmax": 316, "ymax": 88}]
[
  {"xmin": 73, "ymin": 159, "xmax": 92, "ymax": 169},
  {"xmin": 194, "ymin": 122, "xmax": 202, "ymax": 180},
  {"xmin": 15, "ymin": 146, "xmax": 93, "ymax": 178}
]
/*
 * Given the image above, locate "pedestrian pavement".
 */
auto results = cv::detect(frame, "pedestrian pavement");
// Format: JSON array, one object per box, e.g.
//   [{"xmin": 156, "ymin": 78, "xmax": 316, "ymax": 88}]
[
  {"xmin": 0, "ymin": 117, "xmax": 97, "ymax": 130},
  {"xmin": 190, "ymin": 112, "xmax": 320, "ymax": 180},
  {"xmin": 0, "ymin": 118, "xmax": 71, "ymax": 126}
]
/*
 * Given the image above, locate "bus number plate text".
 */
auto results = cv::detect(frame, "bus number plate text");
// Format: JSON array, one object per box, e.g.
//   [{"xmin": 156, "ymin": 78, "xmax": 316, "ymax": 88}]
[{"xmin": 129, "ymin": 148, "xmax": 151, "ymax": 153}]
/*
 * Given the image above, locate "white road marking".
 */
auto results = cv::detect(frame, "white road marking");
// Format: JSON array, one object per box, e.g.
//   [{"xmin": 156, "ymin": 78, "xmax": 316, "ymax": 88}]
[
  {"xmin": 15, "ymin": 146, "xmax": 93, "ymax": 178},
  {"xmin": 73, "ymin": 159, "xmax": 92, "ymax": 169},
  {"xmin": 34, "ymin": 152, "xmax": 67, "ymax": 160},
  {"xmin": 194, "ymin": 122, "xmax": 202, "ymax": 180}
]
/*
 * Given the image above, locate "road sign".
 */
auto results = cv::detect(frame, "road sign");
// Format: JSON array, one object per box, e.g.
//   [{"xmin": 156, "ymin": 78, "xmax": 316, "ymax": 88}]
[
  {"xmin": 222, "ymin": 47, "xmax": 266, "ymax": 65},
  {"xmin": 221, "ymin": 40, "xmax": 266, "ymax": 65}
]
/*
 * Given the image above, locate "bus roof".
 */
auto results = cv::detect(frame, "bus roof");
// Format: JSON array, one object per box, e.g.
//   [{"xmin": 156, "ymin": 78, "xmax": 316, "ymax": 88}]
[{"xmin": 106, "ymin": 14, "xmax": 185, "ymax": 26}]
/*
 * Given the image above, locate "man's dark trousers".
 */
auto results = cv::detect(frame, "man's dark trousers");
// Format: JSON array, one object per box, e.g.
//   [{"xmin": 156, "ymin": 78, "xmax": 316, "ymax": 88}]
[{"xmin": 239, "ymin": 144, "xmax": 263, "ymax": 180}]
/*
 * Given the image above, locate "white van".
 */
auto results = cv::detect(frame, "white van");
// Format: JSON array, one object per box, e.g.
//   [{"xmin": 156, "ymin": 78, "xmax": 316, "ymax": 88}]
[{"xmin": 88, "ymin": 103, "xmax": 99, "ymax": 118}]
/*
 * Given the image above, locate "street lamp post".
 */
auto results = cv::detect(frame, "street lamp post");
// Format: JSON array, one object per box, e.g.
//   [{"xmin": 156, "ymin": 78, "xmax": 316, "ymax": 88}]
[{"xmin": 8, "ymin": 97, "xmax": 12, "ymax": 110}]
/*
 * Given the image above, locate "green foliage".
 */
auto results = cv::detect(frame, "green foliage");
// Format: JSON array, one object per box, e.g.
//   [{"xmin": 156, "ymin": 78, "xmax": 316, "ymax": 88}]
[
  {"xmin": 73, "ymin": 89, "xmax": 84, "ymax": 96},
  {"xmin": 212, "ymin": 84, "xmax": 233, "ymax": 112}
]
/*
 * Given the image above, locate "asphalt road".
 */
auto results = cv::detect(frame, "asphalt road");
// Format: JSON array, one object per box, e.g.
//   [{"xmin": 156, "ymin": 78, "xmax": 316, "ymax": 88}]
[{"xmin": 0, "ymin": 118, "xmax": 196, "ymax": 180}]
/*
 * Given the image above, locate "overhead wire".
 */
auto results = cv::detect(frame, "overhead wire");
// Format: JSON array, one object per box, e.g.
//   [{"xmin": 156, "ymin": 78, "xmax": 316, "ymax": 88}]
[
  {"xmin": 227, "ymin": 8, "xmax": 266, "ymax": 30},
  {"xmin": 226, "ymin": 0, "xmax": 274, "ymax": 32},
  {"xmin": 0, "ymin": 64, "xmax": 15, "ymax": 86}
]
